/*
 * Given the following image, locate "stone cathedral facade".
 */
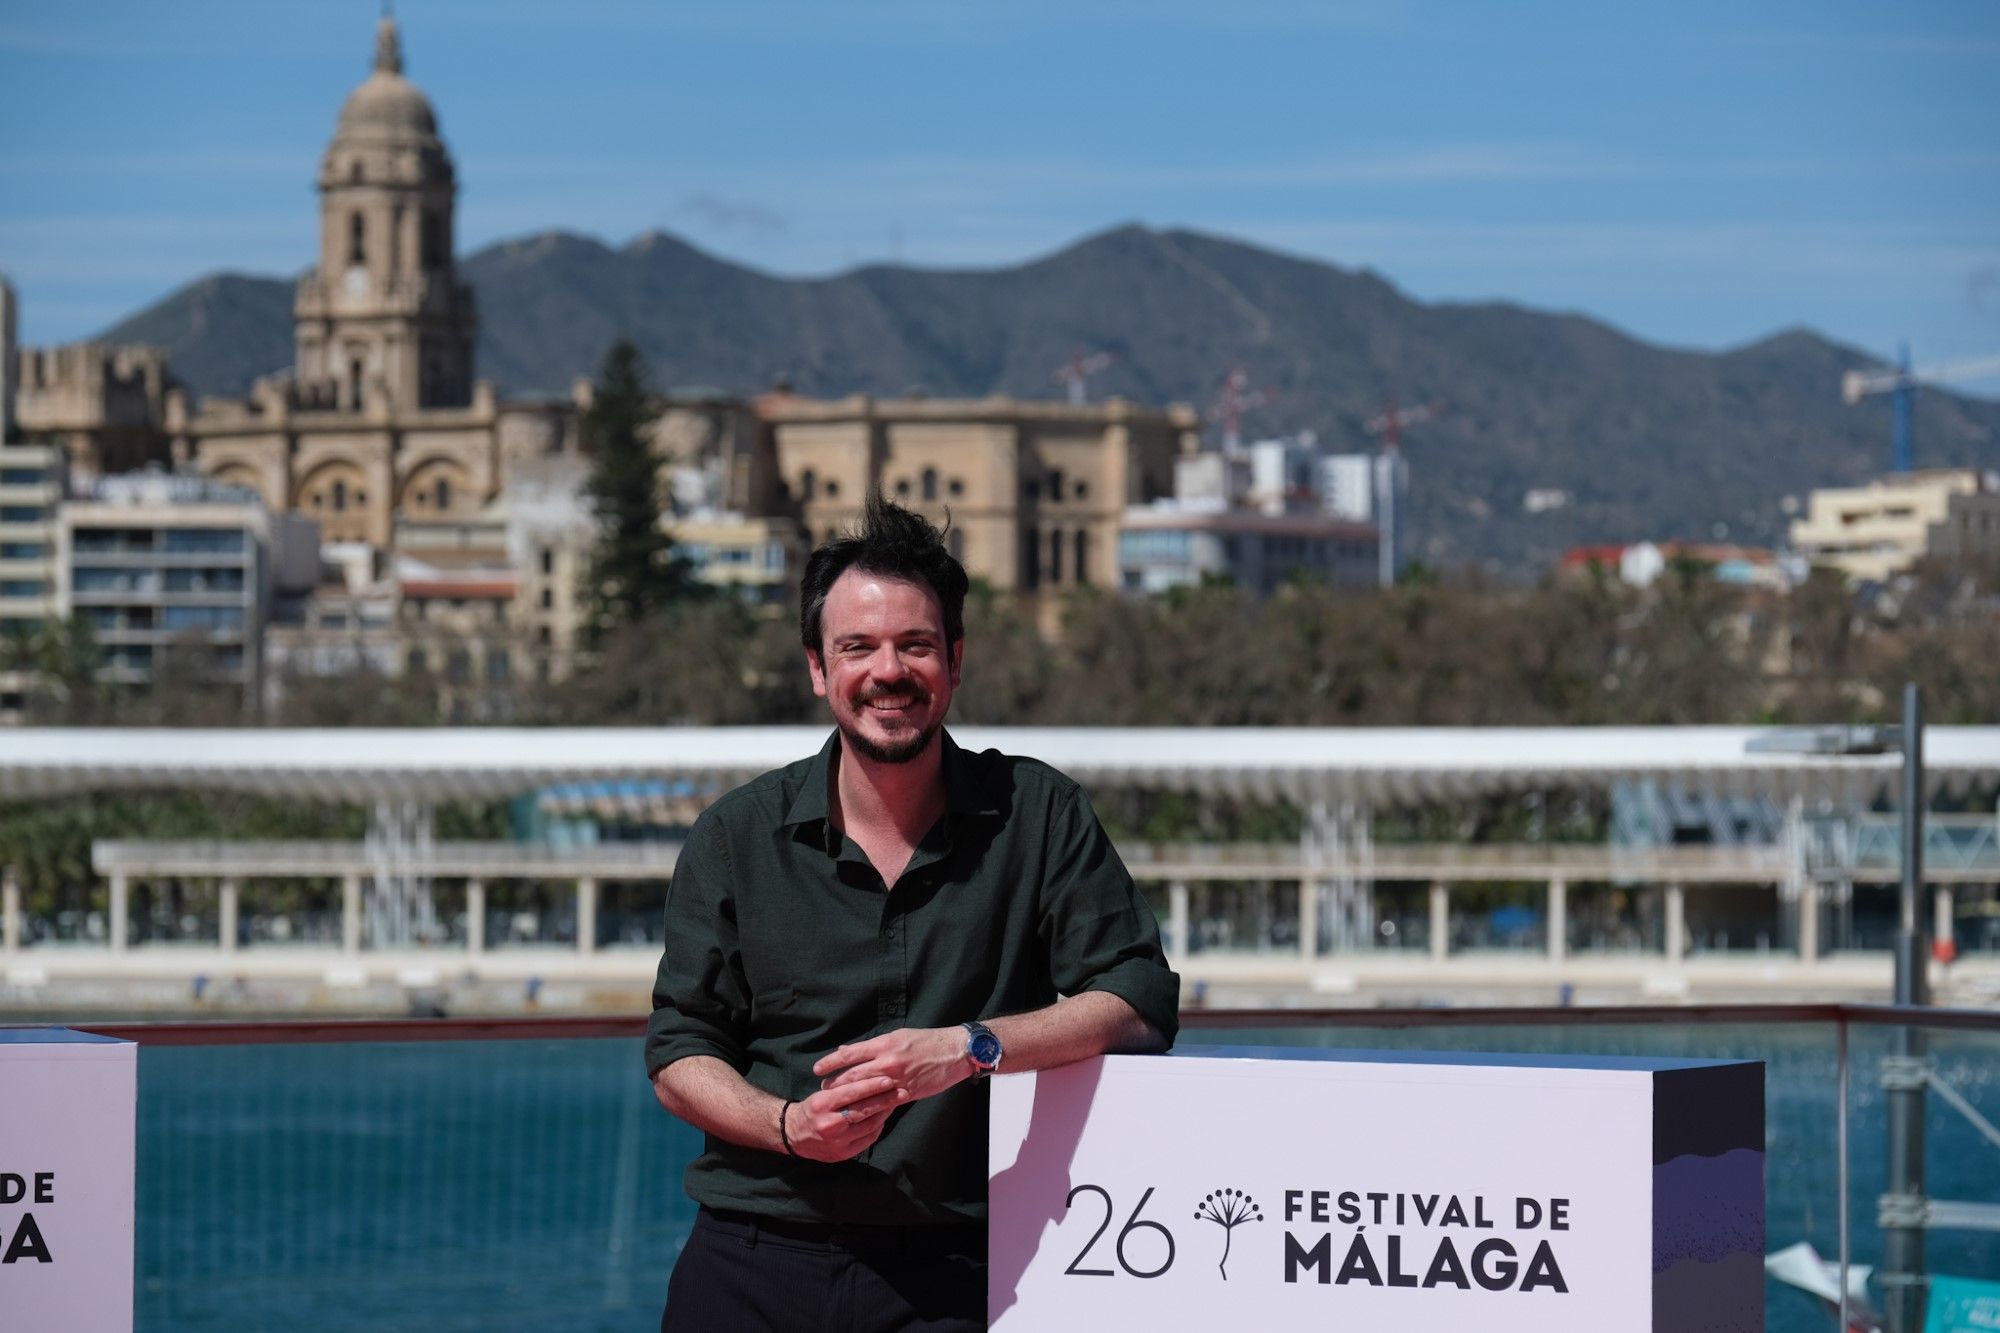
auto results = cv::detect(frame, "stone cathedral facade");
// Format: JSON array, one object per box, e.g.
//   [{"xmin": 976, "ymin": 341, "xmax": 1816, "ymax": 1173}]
[{"xmin": 169, "ymin": 17, "xmax": 569, "ymax": 549}]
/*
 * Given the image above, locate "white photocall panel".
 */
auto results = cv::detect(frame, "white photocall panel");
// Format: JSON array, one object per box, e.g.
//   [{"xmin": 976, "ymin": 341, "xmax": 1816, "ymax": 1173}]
[
  {"xmin": 0, "ymin": 1029, "xmax": 137, "ymax": 1333},
  {"xmin": 990, "ymin": 1047, "xmax": 1762, "ymax": 1332}
]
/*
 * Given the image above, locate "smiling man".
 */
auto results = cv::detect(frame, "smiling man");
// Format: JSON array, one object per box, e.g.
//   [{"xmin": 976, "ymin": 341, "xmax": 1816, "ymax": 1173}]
[{"xmin": 645, "ymin": 495, "xmax": 1180, "ymax": 1331}]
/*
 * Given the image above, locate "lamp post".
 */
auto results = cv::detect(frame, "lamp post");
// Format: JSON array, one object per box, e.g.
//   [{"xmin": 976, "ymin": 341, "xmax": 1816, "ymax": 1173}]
[
  {"xmin": 1749, "ymin": 683, "xmax": 1929, "ymax": 1332},
  {"xmin": 1882, "ymin": 683, "xmax": 1928, "ymax": 1333}
]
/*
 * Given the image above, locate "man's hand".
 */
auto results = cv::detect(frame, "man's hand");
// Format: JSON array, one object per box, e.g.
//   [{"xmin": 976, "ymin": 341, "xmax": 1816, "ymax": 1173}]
[
  {"xmin": 814, "ymin": 1027, "xmax": 970, "ymax": 1105},
  {"xmin": 785, "ymin": 1074, "xmax": 909, "ymax": 1163}
]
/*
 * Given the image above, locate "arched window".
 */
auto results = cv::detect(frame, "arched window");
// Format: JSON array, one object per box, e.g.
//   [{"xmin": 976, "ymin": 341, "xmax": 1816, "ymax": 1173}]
[
  {"xmin": 921, "ymin": 468, "xmax": 938, "ymax": 501},
  {"xmin": 421, "ymin": 211, "xmax": 446, "ymax": 269},
  {"xmin": 348, "ymin": 212, "xmax": 367, "ymax": 265},
  {"xmin": 332, "ymin": 479, "xmax": 348, "ymax": 512},
  {"xmin": 895, "ymin": 478, "xmax": 911, "ymax": 499},
  {"xmin": 1022, "ymin": 528, "xmax": 1041, "ymax": 589},
  {"xmin": 1074, "ymin": 529, "xmax": 1090, "ymax": 586},
  {"xmin": 435, "ymin": 477, "xmax": 452, "ymax": 510},
  {"xmin": 1047, "ymin": 527, "xmax": 1064, "ymax": 585},
  {"xmin": 800, "ymin": 468, "xmax": 817, "ymax": 501},
  {"xmin": 825, "ymin": 480, "xmax": 840, "ymax": 498},
  {"xmin": 348, "ymin": 358, "xmax": 365, "ymax": 410}
]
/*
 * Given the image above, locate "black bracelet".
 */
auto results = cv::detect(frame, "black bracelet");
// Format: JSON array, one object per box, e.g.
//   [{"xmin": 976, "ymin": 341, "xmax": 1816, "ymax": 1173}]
[{"xmin": 778, "ymin": 1098, "xmax": 798, "ymax": 1157}]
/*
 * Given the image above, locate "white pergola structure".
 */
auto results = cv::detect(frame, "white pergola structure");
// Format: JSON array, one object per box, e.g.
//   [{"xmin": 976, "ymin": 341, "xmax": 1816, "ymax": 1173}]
[
  {"xmin": 3, "ymin": 726, "xmax": 1997, "ymax": 997},
  {"xmin": 10, "ymin": 725, "xmax": 1997, "ymax": 806}
]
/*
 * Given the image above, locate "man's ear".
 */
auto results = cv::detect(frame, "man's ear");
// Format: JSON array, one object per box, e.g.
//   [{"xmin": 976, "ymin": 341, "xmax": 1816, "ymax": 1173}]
[
  {"xmin": 948, "ymin": 639, "xmax": 964, "ymax": 689},
  {"xmin": 806, "ymin": 647, "xmax": 829, "ymax": 699}
]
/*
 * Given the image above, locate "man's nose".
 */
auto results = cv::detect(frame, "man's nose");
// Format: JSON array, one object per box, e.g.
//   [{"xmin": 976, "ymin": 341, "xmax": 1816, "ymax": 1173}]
[{"xmin": 869, "ymin": 644, "xmax": 912, "ymax": 680}]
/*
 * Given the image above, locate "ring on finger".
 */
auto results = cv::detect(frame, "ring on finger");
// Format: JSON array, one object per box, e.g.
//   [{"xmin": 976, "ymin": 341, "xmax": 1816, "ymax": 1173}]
[{"xmin": 839, "ymin": 1107, "xmax": 852, "ymax": 1121}]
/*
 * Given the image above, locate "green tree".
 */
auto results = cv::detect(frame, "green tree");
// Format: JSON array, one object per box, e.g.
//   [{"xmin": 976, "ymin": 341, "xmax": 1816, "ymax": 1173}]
[
  {"xmin": 7, "ymin": 614, "xmax": 109, "ymax": 724},
  {"xmin": 580, "ymin": 338, "xmax": 701, "ymax": 642},
  {"xmin": 556, "ymin": 601, "xmax": 812, "ymax": 725}
]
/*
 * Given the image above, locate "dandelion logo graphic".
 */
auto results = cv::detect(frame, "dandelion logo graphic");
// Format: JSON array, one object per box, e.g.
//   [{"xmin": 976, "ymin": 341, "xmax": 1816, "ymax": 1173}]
[{"xmin": 1192, "ymin": 1188, "xmax": 1264, "ymax": 1280}]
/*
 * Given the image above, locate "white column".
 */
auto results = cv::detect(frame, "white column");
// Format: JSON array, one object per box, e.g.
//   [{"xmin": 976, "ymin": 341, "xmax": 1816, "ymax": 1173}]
[
  {"xmin": 1798, "ymin": 879, "xmax": 1820, "ymax": 964},
  {"xmin": 1934, "ymin": 886, "xmax": 1954, "ymax": 951},
  {"xmin": 1547, "ymin": 877, "xmax": 1567, "ymax": 964},
  {"xmin": 341, "ymin": 873, "xmax": 362, "ymax": 955},
  {"xmin": 576, "ymin": 876, "xmax": 598, "ymax": 955},
  {"xmin": 1167, "ymin": 880, "xmax": 1189, "ymax": 966},
  {"xmin": 2, "ymin": 866, "xmax": 20, "ymax": 954},
  {"xmin": 1664, "ymin": 882, "xmax": 1686, "ymax": 962},
  {"xmin": 1429, "ymin": 881, "xmax": 1449, "ymax": 962},
  {"xmin": 218, "ymin": 877, "xmax": 239, "ymax": 954},
  {"xmin": 466, "ymin": 878, "xmax": 486, "ymax": 956},
  {"xmin": 109, "ymin": 871, "xmax": 129, "ymax": 953},
  {"xmin": 1297, "ymin": 878, "xmax": 1318, "ymax": 961}
]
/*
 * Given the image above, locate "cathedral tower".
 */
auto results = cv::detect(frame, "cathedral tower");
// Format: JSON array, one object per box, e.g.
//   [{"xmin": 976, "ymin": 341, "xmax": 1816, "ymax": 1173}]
[{"xmin": 294, "ymin": 16, "xmax": 476, "ymax": 413}]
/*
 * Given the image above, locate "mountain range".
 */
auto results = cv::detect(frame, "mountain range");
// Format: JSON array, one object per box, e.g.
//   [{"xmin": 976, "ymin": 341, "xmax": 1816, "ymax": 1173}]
[{"xmin": 99, "ymin": 224, "xmax": 2000, "ymax": 573}]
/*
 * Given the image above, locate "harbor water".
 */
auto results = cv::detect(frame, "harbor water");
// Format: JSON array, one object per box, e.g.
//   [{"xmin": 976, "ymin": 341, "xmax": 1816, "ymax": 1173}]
[{"xmin": 131, "ymin": 1023, "xmax": 1999, "ymax": 1330}]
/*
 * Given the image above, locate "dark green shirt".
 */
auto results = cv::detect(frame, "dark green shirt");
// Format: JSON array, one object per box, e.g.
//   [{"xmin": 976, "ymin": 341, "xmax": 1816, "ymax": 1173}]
[{"xmin": 645, "ymin": 728, "xmax": 1181, "ymax": 1226}]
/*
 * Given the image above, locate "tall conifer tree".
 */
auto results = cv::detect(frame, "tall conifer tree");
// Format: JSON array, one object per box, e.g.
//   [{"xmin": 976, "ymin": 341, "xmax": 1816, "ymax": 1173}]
[{"xmin": 581, "ymin": 338, "xmax": 698, "ymax": 640}]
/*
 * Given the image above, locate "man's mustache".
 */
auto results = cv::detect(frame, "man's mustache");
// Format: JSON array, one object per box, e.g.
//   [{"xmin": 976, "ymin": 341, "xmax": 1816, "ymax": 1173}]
[{"xmin": 859, "ymin": 685, "xmax": 930, "ymax": 704}]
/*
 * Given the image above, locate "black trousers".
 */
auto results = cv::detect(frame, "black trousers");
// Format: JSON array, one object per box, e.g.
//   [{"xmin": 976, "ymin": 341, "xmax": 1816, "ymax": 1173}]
[{"xmin": 662, "ymin": 1207, "xmax": 987, "ymax": 1333}]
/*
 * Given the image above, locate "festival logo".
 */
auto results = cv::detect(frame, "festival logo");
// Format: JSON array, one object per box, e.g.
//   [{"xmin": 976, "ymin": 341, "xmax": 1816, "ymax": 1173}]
[{"xmin": 1192, "ymin": 1188, "xmax": 1264, "ymax": 1280}]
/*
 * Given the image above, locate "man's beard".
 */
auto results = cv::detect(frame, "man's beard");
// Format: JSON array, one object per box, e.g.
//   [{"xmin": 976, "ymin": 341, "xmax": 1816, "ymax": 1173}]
[
  {"xmin": 843, "ymin": 715, "xmax": 940, "ymax": 764},
  {"xmin": 840, "ymin": 689, "xmax": 942, "ymax": 764}
]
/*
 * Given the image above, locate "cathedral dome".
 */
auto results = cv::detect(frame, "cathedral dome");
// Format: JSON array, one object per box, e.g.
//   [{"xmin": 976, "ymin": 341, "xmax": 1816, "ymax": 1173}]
[{"xmin": 332, "ymin": 17, "xmax": 440, "ymax": 143}]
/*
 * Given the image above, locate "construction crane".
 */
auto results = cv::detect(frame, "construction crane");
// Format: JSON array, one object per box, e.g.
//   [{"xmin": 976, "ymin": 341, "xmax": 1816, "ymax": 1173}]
[
  {"xmin": 1362, "ymin": 400, "xmax": 1443, "ymax": 587},
  {"xmin": 1053, "ymin": 350, "xmax": 1116, "ymax": 406},
  {"xmin": 1841, "ymin": 345, "xmax": 2000, "ymax": 472},
  {"xmin": 1208, "ymin": 366, "xmax": 1274, "ymax": 451}
]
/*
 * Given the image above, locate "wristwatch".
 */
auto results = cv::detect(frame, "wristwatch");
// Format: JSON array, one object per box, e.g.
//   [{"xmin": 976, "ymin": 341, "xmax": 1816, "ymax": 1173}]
[{"xmin": 962, "ymin": 1021, "xmax": 1003, "ymax": 1078}]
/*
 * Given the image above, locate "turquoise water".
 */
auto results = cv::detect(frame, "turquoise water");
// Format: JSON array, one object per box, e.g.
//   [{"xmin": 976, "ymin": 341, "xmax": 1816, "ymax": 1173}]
[{"xmin": 131, "ymin": 1025, "xmax": 2000, "ymax": 1331}]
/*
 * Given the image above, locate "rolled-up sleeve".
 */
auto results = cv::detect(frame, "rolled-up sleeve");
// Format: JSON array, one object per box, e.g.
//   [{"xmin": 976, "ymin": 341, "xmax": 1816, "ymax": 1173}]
[
  {"xmin": 645, "ymin": 812, "xmax": 751, "ymax": 1077},
  {"xmin": 1039, "ymin": 785, "xmax": 1181, "ymax": 1046}
]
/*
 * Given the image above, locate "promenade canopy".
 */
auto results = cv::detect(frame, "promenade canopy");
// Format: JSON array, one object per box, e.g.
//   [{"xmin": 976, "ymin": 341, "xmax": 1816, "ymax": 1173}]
[{"xmin": 3, "ymin": 727, "xmax": 1997, "ymax": 808}]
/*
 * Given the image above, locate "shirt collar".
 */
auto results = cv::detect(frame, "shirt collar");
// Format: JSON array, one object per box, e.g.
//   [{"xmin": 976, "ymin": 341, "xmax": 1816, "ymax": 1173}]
[
  {"xmin": 780, "ymin": 727, "xmax": 1002, "ymax": 833},
  {"xmin": 780, "ymin": 729, "xmax": 840, "ymax": 831},
  {"xmin": 940, "ymin": 730, "xmax": 1004, "ymax": 819}
]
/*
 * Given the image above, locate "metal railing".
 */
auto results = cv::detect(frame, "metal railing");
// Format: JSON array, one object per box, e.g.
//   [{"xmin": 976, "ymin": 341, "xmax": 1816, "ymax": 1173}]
[{"xmin": 69, "ymin": 1001, "xmax": 2000, "ymax": 1333}]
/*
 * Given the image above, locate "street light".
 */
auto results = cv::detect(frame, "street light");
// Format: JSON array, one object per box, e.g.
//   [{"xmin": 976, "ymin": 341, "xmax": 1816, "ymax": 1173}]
[{"xmin": 1749, "ymin": 682, "xmax": 1929, "ymax": 1333}]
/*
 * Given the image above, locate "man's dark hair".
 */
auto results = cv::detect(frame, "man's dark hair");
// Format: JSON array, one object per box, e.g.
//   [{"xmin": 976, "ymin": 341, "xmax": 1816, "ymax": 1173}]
[{"xmin": 799, "ymin": 493, "xmax": 968, "ymax": 655}]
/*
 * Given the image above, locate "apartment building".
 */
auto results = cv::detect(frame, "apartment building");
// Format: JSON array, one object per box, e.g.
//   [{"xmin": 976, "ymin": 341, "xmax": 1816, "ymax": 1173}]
[
  {"xmin": 55, "ymin": 474, "xmax": 299, "ymax": 698},
  {"xmin": 1790, "ymin": 469, "xmax": 2000, "ymax": 583}
]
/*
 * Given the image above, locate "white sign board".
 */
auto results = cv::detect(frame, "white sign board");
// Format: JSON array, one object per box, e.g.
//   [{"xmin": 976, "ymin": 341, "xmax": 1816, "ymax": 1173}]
[
  {"xmin": 991, "ymin": 1046, "xmax": 1762, "ymax": 1332},
  {"xmin": 0, "ymin": 1028, "xmax": 137, "ymax": 1332}
]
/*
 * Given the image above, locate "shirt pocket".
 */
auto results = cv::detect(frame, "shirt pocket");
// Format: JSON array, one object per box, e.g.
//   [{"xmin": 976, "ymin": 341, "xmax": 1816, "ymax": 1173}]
[{"xmin": 750, "ymin": 979, "xmax": 794, "ymax": 1020}]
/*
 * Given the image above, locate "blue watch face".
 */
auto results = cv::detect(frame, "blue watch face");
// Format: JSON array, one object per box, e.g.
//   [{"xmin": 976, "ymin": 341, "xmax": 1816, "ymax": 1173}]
[{"xmin": 969, "ymin": 1030, "xmax": 1002, "ymax": 1067}]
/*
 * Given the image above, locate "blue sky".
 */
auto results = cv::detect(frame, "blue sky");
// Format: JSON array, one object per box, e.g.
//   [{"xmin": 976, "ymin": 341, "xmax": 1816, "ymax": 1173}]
[{"xmin": 3, "ymin": 0, "xmax": 1997, "ymax": 381}]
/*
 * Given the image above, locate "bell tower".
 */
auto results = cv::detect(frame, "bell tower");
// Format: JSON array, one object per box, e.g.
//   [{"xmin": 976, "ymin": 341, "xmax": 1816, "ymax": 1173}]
[{"xmin": 294, "ymin": 15, "xmax": 476, "ymax": 413}]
